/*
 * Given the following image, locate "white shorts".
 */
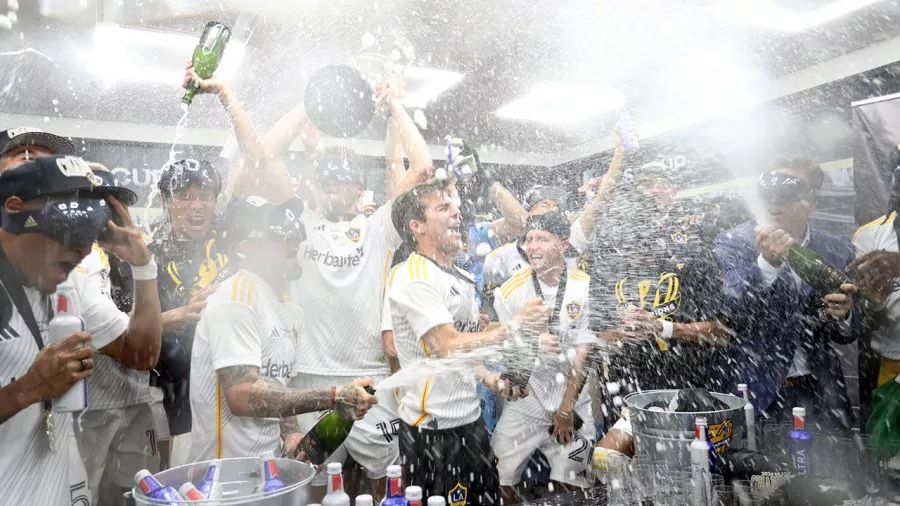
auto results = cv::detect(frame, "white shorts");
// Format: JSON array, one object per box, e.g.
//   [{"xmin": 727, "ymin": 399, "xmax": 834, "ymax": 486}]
[
  {"xmin": 73, "ymin": 403, "xmax": 160, "ymax": 501},
  {"xmin": 68, "ymin": 428, "xmax": 92, "ymax": 506},
  {"xmin": 150, "ymin": 387, "xmax": 170, "ymax": 441},
  {"xmin": 293, "ymin": 374, "xmax": 400, "ymax": 486},
  {"xmin": 491, "ymin": 395, "xmax": 595, "ymax": 488}
]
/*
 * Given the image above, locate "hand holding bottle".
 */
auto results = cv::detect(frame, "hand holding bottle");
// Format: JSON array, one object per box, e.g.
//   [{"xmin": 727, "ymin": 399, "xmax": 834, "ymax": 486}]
[
  {"xmin": 823, "ymin": 283, "xmax": 856, "ymax": 320},
  {"xmin": 755, "ymin": 225, "xmax": 795, "ymax": 267},
  {"xmin": 335, "ymin": 378, "xmax": 378, "ymax": 420},
  {"xmin": 182, "ymin": 63, "xmax": 225, "ymax": 96}
]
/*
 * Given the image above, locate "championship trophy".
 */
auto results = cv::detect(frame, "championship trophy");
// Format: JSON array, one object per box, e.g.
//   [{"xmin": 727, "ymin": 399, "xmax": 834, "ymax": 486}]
[{"xmin": 304, "ymin": 33, "xmax": 415, "ymax": 138}]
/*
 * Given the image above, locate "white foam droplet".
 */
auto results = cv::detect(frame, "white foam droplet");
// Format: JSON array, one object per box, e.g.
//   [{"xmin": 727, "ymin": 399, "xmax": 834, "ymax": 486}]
[
  {"xmin": 555, "ymin": 372, "xmax": 565, "ymax": 385},
  {"xmin": 475, "ymin": 242, "xmax": 491, "ymax": 256},
  {"xmin": 361, "ymin": 31, "xmax": 375, "ymax": 48},
  {"xmin": 566, "ymin": 348, "xmax": 577, "ymax": 361}
]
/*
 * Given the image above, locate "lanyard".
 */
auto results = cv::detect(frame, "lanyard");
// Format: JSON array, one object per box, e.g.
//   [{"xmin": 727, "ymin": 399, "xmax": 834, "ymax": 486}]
[
  {"xmin": 530, "ymin": 266, "xmax": 567, "ymax": 333},
  {"xmin": 0, "ymin": 245, "xmax": 53, "ymax": 412}
]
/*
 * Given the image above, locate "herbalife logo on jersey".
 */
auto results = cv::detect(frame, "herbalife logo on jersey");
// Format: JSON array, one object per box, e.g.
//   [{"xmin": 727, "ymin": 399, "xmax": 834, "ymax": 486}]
[
  {"xmin": 302, "ymin": 244, "xmax": 365, "ymax": 268},
  {"xmin": 261, "ymin": 359, "xmax": 292, "ymax": 379}
]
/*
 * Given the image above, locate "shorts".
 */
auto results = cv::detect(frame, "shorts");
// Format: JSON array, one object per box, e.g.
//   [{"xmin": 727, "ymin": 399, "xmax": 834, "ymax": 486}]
[
  {"xmin": 491, "ymin": 395, "xmax": 595, "ymax": 488},
  {"xmin": 293, "ymin": 374, "xmax": 400, "ymax": 486},
  {"xmin": 68, "ymin": 428, "xmax": 92, "ymax": 506},
  {"xmin": 73, "ymin": 403, "xmax": 160, "ymax": 501},
  {"xmin": 399, "ymin": 418, "xmax": 500, "ymax": 506},
  {"xmin": 150, "ymin": 387, "xmax": 170, "ymax": 441}
]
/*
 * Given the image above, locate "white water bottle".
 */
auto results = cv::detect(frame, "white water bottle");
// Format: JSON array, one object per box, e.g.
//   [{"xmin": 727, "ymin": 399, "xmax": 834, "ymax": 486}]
[
  {"xmin": 427, "ymin": 496, "xmax": 446, "ymax": 505},
  {"xmin": 51, "ymin": 288, "xmax": 86, "ymax": 412},
  {"xmin": 321, "ymin": 463, "xmax": 351, "ymax": 506},
  {"xmin": 737, "ymin": 383, "xmax": 757, "ymax": 451},
  {"xmin": 690, "ymin": 417, "xmax": 712, "ymax": 506},
  {"xmin": 405, "ymin": 486, "xmax": 423, "ymax": 506}
]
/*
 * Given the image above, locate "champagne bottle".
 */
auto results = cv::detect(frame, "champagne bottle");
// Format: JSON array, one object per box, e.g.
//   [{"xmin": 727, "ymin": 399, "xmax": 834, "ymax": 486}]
[
  {"xmin": 182, "ymin": 21, "xmax": 231, "ymax": 105},
  {"xmin": 296, "ymin": 410, "xmax": 353, "ymax": 464},
  {"xmin": 786, "ymin": 243, "xmax": 849, "ymax": 295}
]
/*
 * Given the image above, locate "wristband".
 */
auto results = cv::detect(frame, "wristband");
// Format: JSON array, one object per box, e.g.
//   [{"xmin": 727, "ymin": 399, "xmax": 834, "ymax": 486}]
[
  {"xmin": 130, "ymin": 258, "xmax": 158, "ymax": 281},
  {"xmin": 660, "ymin": 320, "xmax": 674, "ymax": 339},
  {"xmin": 330, "ymin": 386, "xmax": 336, "ymax": 410}
]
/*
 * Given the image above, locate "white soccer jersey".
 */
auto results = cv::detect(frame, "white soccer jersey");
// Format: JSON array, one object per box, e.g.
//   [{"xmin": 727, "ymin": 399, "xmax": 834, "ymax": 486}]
[
  {"xmin": 389, "ymin": 252, "xmax": 482, "ymax": 430},
  {"xmin": 493, "ymin": 266, "xmax": 595, "ymax": 413},
  {"xmin": 483, "ymin": 242, "xmax": 579, "ymax": 294},
  {"xmin": 190, "ymin": 269, "xmax": 302, "ymax": 461},
  {"xmin": 853, "ymin": 212, "xmax": 900, "ymax": 359},
  {"xmin": 291, "ymin": 203, "xmax": 402, "ymax": 376},
  {"xmin": 78, "ymin": 245, "xmax": 150, "ymax": 410},
  {"xmin": 0, "ymin": 271, "xmax": 128, "ymax": 506}
]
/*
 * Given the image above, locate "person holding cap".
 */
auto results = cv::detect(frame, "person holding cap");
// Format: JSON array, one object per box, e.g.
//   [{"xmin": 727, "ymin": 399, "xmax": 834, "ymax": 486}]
[
  {"xmin": 188, "ymin": 195, "xmax": 377, "ymax": 462},
  {"xmin": 0, "ymin": 155, "xmax": 162, "ymax": 506},
  {"xmin": 0, "ymin": 127, "xmax": 78, "ymax": 171},
  {"xmin": 491, "ymin": 212, "xmax": 597, "ymax": 503},
  {"xmin": 713, "ymin": 156, "xmax": 857, "ymax": 432}
]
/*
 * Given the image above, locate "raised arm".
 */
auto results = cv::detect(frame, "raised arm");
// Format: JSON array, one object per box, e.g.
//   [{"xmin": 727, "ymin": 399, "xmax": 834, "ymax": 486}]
[
  {"xmin": 578, "ymin": 137, "xmax": 625, "ymax": 238},
  {"xmin": 385, "ymin": 117, "xmax": 406, "ymax": 200},
  {"xmin": 488, "ymin": 182, "xmax": 529, "ymax": 244},
  {"xmin": 378, "ymin": 77, "xmax": 433, "ymax": 196}
]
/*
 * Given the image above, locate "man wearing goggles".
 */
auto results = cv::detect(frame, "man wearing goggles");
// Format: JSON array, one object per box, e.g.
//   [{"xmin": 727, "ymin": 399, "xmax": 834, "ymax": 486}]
[
  {"xmin": 188, "ymin": 195, "xmax": 377, "ymax": 462},
  {"xmin": 0, "ymin": 155, "xmax": 162, "ymax": 506},
  {"xmin": 714, "ymin": 157, "xmax": 858, "ymax": 432}
]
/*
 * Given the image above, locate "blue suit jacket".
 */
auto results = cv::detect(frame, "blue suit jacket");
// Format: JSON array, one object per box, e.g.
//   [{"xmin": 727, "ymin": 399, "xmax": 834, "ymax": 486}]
[{"xmin": 713, "ymin": 220, "xmax": 857, "ymax": 426}]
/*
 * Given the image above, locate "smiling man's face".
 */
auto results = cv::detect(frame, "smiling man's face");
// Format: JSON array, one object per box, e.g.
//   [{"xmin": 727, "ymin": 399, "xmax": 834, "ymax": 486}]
[{"xmin": 166, "ymin": 182, "xmax": 217, "ymax": 240}]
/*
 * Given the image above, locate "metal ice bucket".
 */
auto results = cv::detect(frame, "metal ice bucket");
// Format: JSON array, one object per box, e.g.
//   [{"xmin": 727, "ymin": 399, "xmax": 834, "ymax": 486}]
[
  {"xmin": 625, "ymin": 389, "xmax": 746, "ymax": 470},
  {"xmin": 127, "ymin": 457, "xmax": 315, "ymax": 505}
]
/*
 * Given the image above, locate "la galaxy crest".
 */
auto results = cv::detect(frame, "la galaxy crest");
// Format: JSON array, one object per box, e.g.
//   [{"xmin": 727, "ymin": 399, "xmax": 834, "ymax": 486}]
[
  {"xmin": 566, "ymin": 301, "xmax": 582, "ymax": 319},
  {"xmin": 448, "ymin": 483, "xmax": 467, "ymax": 506},
  {"xmin": 346, "ymin": 226, "xmax": 362, "ymax": 243}
]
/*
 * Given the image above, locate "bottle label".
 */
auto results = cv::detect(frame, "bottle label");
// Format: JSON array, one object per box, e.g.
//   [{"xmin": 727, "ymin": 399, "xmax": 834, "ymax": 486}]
[
  {"xmin": 387, "ymin": 476, "xmax": 402, "ymax": 496},
  {"xmin": 264, "ymin": 460, "xmax": 279, "ymax": 481},
  {"xmin": 331, "ymin": 474, "xmax": 343, "ymax": 492},
  {"xmin": 793, "ymin": 415, "xmax": 805, "ymax": 431}
]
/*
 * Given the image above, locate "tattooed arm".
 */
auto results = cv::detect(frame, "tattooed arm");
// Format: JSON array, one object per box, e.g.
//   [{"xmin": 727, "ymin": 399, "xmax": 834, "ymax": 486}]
[{"xmin": 217, "ymin": 365, "xmax": 378, "ymax": 420}]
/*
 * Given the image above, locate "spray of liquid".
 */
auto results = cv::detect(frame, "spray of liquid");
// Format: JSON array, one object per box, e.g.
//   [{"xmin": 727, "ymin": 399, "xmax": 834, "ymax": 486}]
[{"xmin": 142, "ymin": 103, "xmax": 191, "ymax": 239}]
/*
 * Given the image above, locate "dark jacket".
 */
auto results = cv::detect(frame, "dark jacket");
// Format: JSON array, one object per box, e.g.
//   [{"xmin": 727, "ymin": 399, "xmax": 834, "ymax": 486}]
[{"xmin": 713, "ymin": 220, "xmax": 857, "ymax": 427}]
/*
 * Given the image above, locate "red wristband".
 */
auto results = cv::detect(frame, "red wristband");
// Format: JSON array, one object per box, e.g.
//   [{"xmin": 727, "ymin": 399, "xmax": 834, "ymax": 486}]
[{"xmin": 330, "ymin": 386, "xmax": 336, "ymax": 410}]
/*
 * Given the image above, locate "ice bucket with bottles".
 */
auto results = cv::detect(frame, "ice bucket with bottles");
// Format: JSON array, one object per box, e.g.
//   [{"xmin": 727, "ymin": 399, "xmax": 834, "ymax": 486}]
[
  {"xmin": 127, "ymin": 457, "xmax": 315, "ymax": 505},
  {"xmin": 625, "ymin": 389, "xmax": 746, "ymax": 470}
]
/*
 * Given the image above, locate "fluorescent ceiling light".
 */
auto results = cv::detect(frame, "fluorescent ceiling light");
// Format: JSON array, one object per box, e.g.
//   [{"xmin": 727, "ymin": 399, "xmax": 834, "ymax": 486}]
[
  {"xmin": 80, "ymin": 24, "xmax": 245, "ymax": 87},
  {"xmin": 712, "ymin": 0, "xmax": 879, "ymax": 32},
  {"xmin": 402, "ymin": 67, "xmax": 464, "ymax": 108},
  {"xmin": 495, "ymin": 83, "xmax": 625, "ymax": 125}
]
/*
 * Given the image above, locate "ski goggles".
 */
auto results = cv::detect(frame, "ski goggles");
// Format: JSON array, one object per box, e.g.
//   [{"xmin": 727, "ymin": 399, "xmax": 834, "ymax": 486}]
[
  {"xmin": 1, "ymin": 195, "xmax": 113, "ymax": 246},
  {"xmin": 757, "ymin": 171, "xmax": 816, "ymax": 205}
]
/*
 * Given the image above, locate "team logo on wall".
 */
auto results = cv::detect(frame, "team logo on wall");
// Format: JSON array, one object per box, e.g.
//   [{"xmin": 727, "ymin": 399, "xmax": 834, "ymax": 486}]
[
  {"xmin": 346, "ymin": 227, "xmax": 361, "ymax": 243},
  {"xmin": 448, "ymin": 483, "xmax": 467, "ymax": 506},
  {"xmin": 566, "ymin": 301, "xmax": 582, "ymax": 319},
  {"xmin": 708, "ymin": 419, "xmax": 734, "ymax": 454}
]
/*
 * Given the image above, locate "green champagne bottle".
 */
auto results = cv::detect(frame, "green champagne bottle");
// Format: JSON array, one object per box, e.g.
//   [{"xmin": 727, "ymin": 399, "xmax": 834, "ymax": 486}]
[
  {"xmin": 787, "ymin": 243, "xmax": 849, "ymax": 295},
  {"xmin": 296, "ymin": 410, "xmax": 353, "ymax": 464},
  {"xmin": 182, "ymin": 21, "xmax": 231, "ymax": 105}
]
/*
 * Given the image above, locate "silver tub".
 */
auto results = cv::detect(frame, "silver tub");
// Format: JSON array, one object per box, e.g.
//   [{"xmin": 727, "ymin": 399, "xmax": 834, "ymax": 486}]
[
  {"xmin": 128, "ymin": 457, "xmax": 315, "ymax": 505},
  {"xmin": 625, "ymin": 389, "xmax": 746, "ymax": 470}
]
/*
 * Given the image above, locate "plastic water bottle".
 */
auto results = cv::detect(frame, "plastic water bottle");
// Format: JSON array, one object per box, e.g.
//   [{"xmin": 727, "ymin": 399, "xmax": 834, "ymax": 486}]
[
  {"xmin": 50, "ymin": 288, "xmax": 87, "ymax": 412},
  {"xmin": 405, "ymin": 485, "xmax": 423, "ymax": 506},
  {"xmin": 196, "ymin": 459, "xmax": 221, "ymax": 499},
  {"xmin": 615, "ymin": 108, "xmax": 639, "ymax": 151},
  {"xmin": 690, "ymin": 417, "xmax": 714, "ymax": 506},
  {"xmin": 322, "ymin": 462, "xmax": 351, "ymax": 506},
  {"xmin": 789, "ymin": 407, "xmax": 813, "ymax": 475},
  {"xmin": 179, "ymin": 482, "xmax": 205, "ymax": 502},
  {"xmin": 737, "ymin": 384, "xmax": 757, "ymax": 451},
  {"xmin": 427, "ymin": 496, "xmax": 446, "ymax": 505},
  {"xmin": 260, "ymin": 451, "xmax": 286, "ymax": 492},
  {"xmin": 134, "ymin": 469, "xmax": 183, "ymax": 503},
  {"xmin": 355, "ymin": 494, "xmax": 374, "ymax": 506},
  {"xmin": 382, "ymin": 464, "xmax": 406, "ymax": 506}
]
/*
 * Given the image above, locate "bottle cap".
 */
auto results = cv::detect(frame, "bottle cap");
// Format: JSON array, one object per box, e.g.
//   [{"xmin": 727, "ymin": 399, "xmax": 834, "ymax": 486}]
[
  {"xmin": 737, "ymin": 383, "xmax": 748, "ymax": 391},
  {"xmin": 260, "ymin": 450, "xmax": 276, "ymax": 459},
  {"xmin": 386, "ymin": 464, "xmax": 402, "ymax": 477},
  {"xmin": 405, "ymin": 485, "xmax": 423, "ymax": 499},
  {"xmin": 792, "ymin": 407, "xmax": 806, "ymax": 417},
  {"xmin": 695, "ymin": 416, "xmax": 708, "ymax": 427},
  {"xmin": 355, "ymin": 494, "xmax": 374, "ymax": 506},
  {"xmin": 428, "ymin": 497, "xmax": 447, "ymax": 505},
  {"xmin": 326, "ymin": 462, "xmax": 343, "ymax": 474},
  {"xmin": 134, "ymin": 469, "xmax": 153, "ymax": 484}
]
